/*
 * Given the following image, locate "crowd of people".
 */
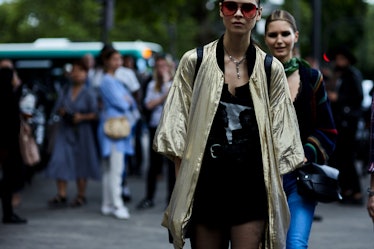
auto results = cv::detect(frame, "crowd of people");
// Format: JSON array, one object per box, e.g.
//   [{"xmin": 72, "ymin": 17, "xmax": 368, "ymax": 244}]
[
  {"xmin": 0, "ymin": 44, "xmax": 177, "ymax": 223},
  {"xmin": 1, "ymin": 0, "xmax": 374, "ymax": 248}
]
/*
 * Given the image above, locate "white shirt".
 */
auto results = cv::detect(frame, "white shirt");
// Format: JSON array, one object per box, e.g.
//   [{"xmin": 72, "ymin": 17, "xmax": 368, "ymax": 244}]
[
  {"xmin": 144, "ymin": 80, "xmax": 171, "ymax": 128},
  {"xmin": 115, "ymin": 66, "xmax": 140, "ymax": 93}
]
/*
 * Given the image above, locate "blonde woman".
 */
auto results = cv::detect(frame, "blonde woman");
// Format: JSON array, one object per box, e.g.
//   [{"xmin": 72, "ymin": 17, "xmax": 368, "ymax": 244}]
[
  {"xmin": 137, "ymin": 55, "xmax": 175, "ymax": 210},
  {"xmin": 154, "ymin": 1, "xmax": 304, "ymax": 248},
  {"xmin": 265, "ymin": 9, "xmax": 337, "ymax": 248}
]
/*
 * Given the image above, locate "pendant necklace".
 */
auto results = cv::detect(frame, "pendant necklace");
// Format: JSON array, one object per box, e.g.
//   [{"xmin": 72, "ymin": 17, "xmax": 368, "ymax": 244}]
[{"xmin": 224, "ymin": 47, "xmax": 246, "ymax": 79}]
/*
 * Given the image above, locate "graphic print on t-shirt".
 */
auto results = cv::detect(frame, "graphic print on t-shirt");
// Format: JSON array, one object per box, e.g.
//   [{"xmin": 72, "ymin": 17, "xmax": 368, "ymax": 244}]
[{"xmin": 219, "ymin": 101, "xmax": 255, "ymax": 144}]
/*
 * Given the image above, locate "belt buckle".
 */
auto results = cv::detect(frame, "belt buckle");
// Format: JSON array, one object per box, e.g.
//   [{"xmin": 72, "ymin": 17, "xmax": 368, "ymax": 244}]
[{"xmin": 210, "ymin": 144, "xmax": 221, "ymax": 159}]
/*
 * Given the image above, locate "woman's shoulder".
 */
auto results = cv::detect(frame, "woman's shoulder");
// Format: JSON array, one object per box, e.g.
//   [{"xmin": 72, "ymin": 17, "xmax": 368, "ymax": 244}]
[
  {"xmin": 253, "ymin": 46, "xmax": 283, "ymax": 70},
  {"xmin": 102, "ymin": 73, "xmax": 114, "ymax": 81},
  {"xmin": 299, "ymin": 63, "xmax": 322, "ymax": 88},
  {"xmin": 82, "ymin": 86, "xmax": 97, "ymax": 98},
  {"xmin": 101, "ymin": 74, "xmax": 121, "ymax": 87}
]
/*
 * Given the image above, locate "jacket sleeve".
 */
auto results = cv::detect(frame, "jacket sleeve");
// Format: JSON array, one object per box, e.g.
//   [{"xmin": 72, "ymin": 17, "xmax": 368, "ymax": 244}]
[
  {"xmin": 269, "ymin": 59, "xmax": 305, "ymax": 174},
  {"xmin": 153, "ymin": 49, "xmax": 196, "ymax": 160},
  {"xmin": 304, "ymin": 70, "xmax": 338, "ymax": 163}
]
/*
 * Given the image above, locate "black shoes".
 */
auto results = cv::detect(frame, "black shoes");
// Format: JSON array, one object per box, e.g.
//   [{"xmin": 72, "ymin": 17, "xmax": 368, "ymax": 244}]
[
  {"xmin": 339, "ymin": 193, "xmax": 364, "ymax": 206},
  {"xmin": 136, "ymin": 199, "xmax": 154, "ymax": 210},
  {"xmin": 3, "ymin": 213, "xmax": 27, "ymax": 224},
  {"xmin": 48, "ymin": 195, "xmax": 67, "ymax": 208},
  {"xmin": 122, "ymin": 193, "xmax": 132, "ymax": 203}
]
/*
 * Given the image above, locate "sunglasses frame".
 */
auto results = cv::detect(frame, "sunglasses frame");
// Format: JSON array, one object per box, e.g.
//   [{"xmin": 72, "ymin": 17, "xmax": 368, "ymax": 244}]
[{"xmin": 221, "ymin": 1, "xmax": 259, "ymax": 19}]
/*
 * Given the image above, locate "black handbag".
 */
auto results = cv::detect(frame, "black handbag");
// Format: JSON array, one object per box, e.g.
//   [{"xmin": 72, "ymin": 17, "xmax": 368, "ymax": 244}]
[{"xmin": 296, "ymin": 162, "xmax": 342, "ymax": 203}]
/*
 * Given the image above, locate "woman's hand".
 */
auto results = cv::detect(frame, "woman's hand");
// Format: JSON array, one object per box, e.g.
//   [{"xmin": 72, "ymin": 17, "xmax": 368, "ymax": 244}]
[
  {"xmin": 57, "ymin": 108, "xmax": 66, "ymax": 116},
  {"xmin": 73, "ymin": 113, "xmax": 83, "ymax": 124}
]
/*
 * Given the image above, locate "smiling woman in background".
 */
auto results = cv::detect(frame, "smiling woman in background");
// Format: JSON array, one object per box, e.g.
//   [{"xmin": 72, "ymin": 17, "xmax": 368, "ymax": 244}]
[{"xmin": 265, "ymin": 9, "xmax": 337, "ymax": 249}]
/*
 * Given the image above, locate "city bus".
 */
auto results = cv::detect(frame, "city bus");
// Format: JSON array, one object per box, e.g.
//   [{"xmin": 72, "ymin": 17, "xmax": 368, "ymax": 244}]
[
  {"xmin": 0, "ymin": 38, "xmax": 162, "ymax": 75},
  {"xmin": 0, "ymin": 38, "xmax": 163, "ymax": 157},
  {"xmin": 0, "ymin": 37, "xmax": 162, "ymax": 109}
]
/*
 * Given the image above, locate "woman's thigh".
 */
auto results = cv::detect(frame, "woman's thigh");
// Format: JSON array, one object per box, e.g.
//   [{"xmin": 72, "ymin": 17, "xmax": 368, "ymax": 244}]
[
  {"xmin": 190, "ymin": 224, "xmax": 229, "ymax": 249},
  {"xmin": 190, "ymin": 220, "xmax": 265, "ymax": 249},
  {"xmin": 230, "ymin": 220, "xmax": 265, "ymax": 249}
]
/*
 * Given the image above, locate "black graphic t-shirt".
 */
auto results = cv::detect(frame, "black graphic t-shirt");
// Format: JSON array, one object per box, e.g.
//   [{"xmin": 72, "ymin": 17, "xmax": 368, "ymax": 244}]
[{"xmin": 208, "ymin": 82, "xmax": 261, "ymax": 150}]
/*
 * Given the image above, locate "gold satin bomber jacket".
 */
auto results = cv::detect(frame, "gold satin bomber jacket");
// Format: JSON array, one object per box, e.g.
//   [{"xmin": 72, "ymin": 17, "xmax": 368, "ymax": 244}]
[{"xmin": 153, "ymin": 39, "xmax": 304, "ymax": 249}]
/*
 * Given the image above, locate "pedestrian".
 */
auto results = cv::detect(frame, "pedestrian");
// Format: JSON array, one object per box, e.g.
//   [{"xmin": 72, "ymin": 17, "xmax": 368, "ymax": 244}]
[
  {"xmin": 122, "ymin": 55, "xmax": 144, "ymax": 178},
  {"xmin": 98, "ymin": 48, "xmax": 137, "ymax": 220},
  {"xmin": 264, "ymin": 9, "xmax": 338, "ymax": 248},
  {"xmin": 367, "ymin": 90, "xmax": 374, "ymax": 223},
  {"xmin": 153, "ymin": 0, "xmax": 305, "ymax": 248},
  {"xmin": 137, "ymin": 55, "xmax": 175, "ymax": 210},
  {"xmin": 45, "ymin": 59, "xmax": 100, "ymax": 208},
  {"xmin": 0, "ymin": 62, "xmax": 27, "ymax": 224},
  {"xmin": 90, "ymin": 44, "xmax": 141, "ymax": 202},
  {"xmin": 115, "ymin": 53, "xmax": 142, "ymax": 201},
  {"xmin": 327, "ymin": 45, "xmax": 364, "ymax": 205}
]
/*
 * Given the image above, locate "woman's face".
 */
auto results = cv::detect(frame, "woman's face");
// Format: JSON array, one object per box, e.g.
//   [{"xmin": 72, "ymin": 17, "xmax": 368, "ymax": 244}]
[
  {"xmin": 265, "ymin": 20, "xmax": 299, "ymax": 63},
  {"xmin": 106, "ymin": 52, "xmax": 123, "ymax": 72},
  {"xmin": 155, "ymin": 58, "xmax": 172, "ymax": 82},
  {"xmin": 220, "ymin": 0, "xmax": 262, "ymax": 36},
  {"xmin": 70, "ymin": 65, "xmax": 87, "ymax": 85}
]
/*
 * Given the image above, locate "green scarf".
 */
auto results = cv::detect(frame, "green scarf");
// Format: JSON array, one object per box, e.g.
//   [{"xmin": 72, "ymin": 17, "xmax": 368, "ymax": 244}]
[
  {"xmin": 283, "ymin": 57, "xmax": 311, "ymax": 77},
  {"xmin": 283, "ymin": 58, "xmax": 299, "ymax": 77}
]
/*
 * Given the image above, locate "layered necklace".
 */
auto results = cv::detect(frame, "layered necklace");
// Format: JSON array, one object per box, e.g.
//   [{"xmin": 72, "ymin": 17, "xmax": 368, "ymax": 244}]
[{"xmin": 224, "ymin": 47, "xmax": 246, "ymax": 79}]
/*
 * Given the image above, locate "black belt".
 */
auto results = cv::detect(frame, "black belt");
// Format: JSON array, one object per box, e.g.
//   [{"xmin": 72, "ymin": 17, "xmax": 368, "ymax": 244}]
[{"xmin": 209, "ymin": 143, "xmax": 250, "ymax": 159}]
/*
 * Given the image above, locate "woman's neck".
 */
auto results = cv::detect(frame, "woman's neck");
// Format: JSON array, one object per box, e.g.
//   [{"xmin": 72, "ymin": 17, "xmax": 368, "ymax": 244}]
[
  {"xmin": 223, "ymin": 33, "xmax": 251, "ymax": 57},
  {"xmin": 72, "ymin": 82, "xmax": 84, "ymax": 89},
  {"xmin": 106, "ymin": 68, "xmax": 116, "ymax": 75},
  {"xmin": 279, "ymin": 54, "xmax": 294, "ymax": 64}
]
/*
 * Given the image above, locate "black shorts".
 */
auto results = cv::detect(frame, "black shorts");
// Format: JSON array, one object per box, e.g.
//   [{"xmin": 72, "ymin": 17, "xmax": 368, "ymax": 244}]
[{"xmin": 192, "ymin": 145, "xmax": 268, "ymax": 228}]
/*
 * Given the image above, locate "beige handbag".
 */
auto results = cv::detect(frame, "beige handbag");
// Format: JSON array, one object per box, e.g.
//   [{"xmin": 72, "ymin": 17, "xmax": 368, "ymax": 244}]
[
  {"xmin": 19, "ymin": 120, "xmax": 41, "ymax": 166},
  {"xmin": 103, "ymin": 116, "xmax": 130, "ymax": 139}
]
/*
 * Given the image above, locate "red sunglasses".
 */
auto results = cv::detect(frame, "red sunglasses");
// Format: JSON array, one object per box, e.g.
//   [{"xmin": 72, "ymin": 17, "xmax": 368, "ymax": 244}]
[{"xmin": 221, "ymin": 1, "xmax": 259, "ymax": 19}]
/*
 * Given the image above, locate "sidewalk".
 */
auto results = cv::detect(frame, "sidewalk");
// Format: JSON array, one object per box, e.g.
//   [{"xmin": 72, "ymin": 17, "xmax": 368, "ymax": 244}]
[{"xmin": 0, "ymin": 171, "xmax": 373, "ymax": 249}]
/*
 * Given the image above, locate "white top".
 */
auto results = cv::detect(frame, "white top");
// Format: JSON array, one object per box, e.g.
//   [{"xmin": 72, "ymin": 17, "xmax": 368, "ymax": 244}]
[
  {"xmin": 115, "ymin": 66, "xmax": 141, "ymax": 93},
  {"xmin": 144, "ymin": 80, "xmax": 171, "ymax": 128}
]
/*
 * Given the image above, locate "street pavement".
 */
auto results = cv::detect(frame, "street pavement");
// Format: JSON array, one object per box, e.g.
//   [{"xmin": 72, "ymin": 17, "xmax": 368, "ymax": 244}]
[{"xmin": 0, "ymin": 170, "xmax": 373, "ymax": 249}]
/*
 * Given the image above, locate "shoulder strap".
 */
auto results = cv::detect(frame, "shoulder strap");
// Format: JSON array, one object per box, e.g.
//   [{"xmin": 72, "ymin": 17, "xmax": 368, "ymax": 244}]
[
  {"xmin": 193, "ymin": 46, "xmax": 204, "ymax": 83},
  {"xmin": 264, "ymin": 54, "xmax": 273, "ymax": 95}
]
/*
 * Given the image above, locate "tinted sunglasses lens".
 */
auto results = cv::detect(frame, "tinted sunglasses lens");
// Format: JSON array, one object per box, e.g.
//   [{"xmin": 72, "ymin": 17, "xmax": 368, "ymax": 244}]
[
  {"xmin": 222, "ymin": 2, "xmax": 237, "ymax": 16},
  {"xmin": 241, "ymin": 3, "xmax": 257, "ymax": 18}
]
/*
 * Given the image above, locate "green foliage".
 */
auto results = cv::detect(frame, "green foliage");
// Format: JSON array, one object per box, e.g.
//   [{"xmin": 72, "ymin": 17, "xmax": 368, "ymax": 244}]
[
  {"xmin": 0, "ymin": 0, "xmax": 372, "ymax": 77},
  {"xmin": 0, "ymin": 0, "xmax": 101, "ymax": 42}
]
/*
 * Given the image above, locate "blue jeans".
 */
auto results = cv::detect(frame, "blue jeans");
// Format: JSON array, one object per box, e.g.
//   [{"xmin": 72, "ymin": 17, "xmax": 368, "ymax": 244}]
[{"xmin": 283, "ymin": 172, "xmax": 317, "ymax": 249}]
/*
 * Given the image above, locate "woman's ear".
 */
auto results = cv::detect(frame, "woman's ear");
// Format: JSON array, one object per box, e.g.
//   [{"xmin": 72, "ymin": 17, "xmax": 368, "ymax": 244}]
[
  {"xmin": 219, "ymin": 2, "xmax": 224, "ymax": 18},
  {"xmin": 294, "ymin": 31, "xmax": 299, "ymax": 44},
  {"xmin": 256, "ymin": 7, "xmax": 263, "ymax": 21}
]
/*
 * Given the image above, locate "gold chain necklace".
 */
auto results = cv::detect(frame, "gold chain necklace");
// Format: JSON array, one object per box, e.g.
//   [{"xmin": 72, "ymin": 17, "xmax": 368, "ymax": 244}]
[{"xmin": 224, "ymin": 47, "xmax": 246, "ymax": 79}]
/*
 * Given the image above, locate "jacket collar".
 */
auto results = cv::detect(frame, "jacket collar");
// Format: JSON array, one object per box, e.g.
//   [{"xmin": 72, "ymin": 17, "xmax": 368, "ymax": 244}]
[{"xmin": 216, "ymin": 35, "xmax": 256, "ymax": 78}]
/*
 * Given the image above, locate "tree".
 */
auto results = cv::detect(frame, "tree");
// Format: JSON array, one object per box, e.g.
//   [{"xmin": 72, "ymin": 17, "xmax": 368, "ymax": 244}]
[
  {"xmin": 0, "ymin": 0, "xmax": 101, "ymax": 42},
  {"xmin": 0, "ymin": 0, "xmax": 372, "ymax": 79}
]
